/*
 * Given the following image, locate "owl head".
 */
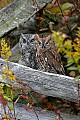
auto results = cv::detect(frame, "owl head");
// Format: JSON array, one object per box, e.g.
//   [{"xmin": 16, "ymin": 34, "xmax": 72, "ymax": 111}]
[
  {"xmin": 19, "ymin": 33, "xmax": 36, "ymax": 53},
  {"xmin": 34, "ymin": 34, "xmax": 52, "ymax": 48}
]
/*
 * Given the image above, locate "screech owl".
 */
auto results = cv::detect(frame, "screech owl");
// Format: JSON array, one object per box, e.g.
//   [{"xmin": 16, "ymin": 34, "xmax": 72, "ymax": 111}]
[
  {"xmin": 34, "ymin": 34, "xmax": 65, "ymax": 75},
  {"xmin": 19, "ymin": 33, "xmax": 39, "ymax": 69},
  {"xmin": 19, "ymin": 33, "xmax": 65, "ymax": 75}
]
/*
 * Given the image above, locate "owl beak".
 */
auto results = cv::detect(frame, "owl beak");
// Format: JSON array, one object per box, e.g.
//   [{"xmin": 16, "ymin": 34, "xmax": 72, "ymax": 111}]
[{"xmin": 42, "ymin": 44, "xmax": 45, "ymax": 48}]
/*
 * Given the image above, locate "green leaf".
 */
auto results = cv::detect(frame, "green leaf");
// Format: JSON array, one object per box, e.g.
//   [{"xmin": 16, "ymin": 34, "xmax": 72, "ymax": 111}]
[
  {"xmin": 44, "ymin": 10, "xmax": 57, "ymax": 22},
  {"xmin": 61, "ymin": 3, "xmax": 73, "ymax": 10},
  {"xmin": 4, "ymin": 95, "xmax": 12, "ymax": 102},
  {"xmin": 46, "ymin": 3, "xmax": 61, "ymax": 13},
  {"xmin": 14, "ymin": 96, "xmax": 20, "ymax": 104},
  {"xmin": 75, "ymin": 75, "xmax": 80, "ymax": 80},
  {"xmin": 6, "ymin": 84, "xmax": 10, "ymax": 87},
  {"xmin": 6, "ymin": 115, "xmax": 10, "ymax": 119},
  {"xmin": 8, "ymin": 105, "xmax": 14, "ymax": 111},
  {"xmin": 50, "ymin": 7, "xmax": 61, "ymax": 13},
  {"xmin": 3, "ymin": 85, "xmax": 11, "ymax": 97},
  {"xmin": 67, "ymin": 66, "xmax": 78, "ymax": 70},
  {"xmin": 41, "ymin": 19, "xmax": 50, "ymax": 28},
  {"xmin": 65, "ymin": 63, "xmax": 73, "ymax": 67}
]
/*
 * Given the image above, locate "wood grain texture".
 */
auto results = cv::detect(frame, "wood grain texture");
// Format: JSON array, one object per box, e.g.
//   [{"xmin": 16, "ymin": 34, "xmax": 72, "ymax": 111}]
[
  {"xmin": 0, "ymin": 104, "xmax": 79, "ymax": 120},
  {"xmin": 0, "ymin": 58, "xmax": 79, "ymax": 103},
  {"xmin": 0, "ymin": 0, "xmax": 35, "ymax": 37},
  {"xmin": 0, "ymin": 0, "xmax": 52, "ymax": 37}
]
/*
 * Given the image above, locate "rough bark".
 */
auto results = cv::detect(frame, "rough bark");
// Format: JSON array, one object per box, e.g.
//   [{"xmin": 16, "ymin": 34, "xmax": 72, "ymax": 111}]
[{"xmin": 0, "ymin": 58, "xmax": 79, "ymax": 103}]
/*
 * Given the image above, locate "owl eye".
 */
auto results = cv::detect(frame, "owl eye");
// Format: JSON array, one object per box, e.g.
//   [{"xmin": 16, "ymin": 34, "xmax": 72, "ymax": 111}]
[
  {"xmin": 23, "ymin": 38, "xmax": 26, "ymax": 43},
  {"xmin": 39, "ymin": 42, "xmax": 41, "ymax": 45},
  {"xmin": 46, "ymin": 42, "xmax": 49, "ymax": 45},
  {"xmin": 30, "ymin": 38, "xmax": 34, "ymax": 42}
]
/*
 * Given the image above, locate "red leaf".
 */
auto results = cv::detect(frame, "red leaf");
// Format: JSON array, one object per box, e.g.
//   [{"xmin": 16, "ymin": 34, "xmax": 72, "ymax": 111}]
[
  {"xmin": 62, "ymin": 16, "xmax": 69, "ymax": 25},
  {"xmin": 0, "ymin": 93, "xmax": 7, "ymax": 106}
]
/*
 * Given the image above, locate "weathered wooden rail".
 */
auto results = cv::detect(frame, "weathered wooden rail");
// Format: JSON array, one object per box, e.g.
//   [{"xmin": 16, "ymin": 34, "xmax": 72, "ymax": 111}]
[
  {"xmin": 0, "ymin": 0, "xmax": 35, "ymax": 37},
  {"xmin": 0, "ymin": 103, "xmax": 80, "ymax": 120},
  {"xmin": 0, "ymin": 0, "xmax": 52, "ymax": 37},
  {"xmin": 0, "ymin": 58, "xmax": 79, "ymax": 103}
]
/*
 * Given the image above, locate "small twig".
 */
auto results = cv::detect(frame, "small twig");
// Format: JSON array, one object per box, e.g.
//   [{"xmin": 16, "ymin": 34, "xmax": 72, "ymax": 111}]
[
  {"xmin": 77, "ymin": 82, "xmax": 80, "ymax": 105},
  {"xmin": 13, "ymin": 102, "xmax": 16, "ymax": 118},
  {"xmin": 3, "ymin": 105, "xmax": 7, "ymax": 118},
  {"xmin": 33, "ymin": 107, "xmax": 40, "ymax": 120}
]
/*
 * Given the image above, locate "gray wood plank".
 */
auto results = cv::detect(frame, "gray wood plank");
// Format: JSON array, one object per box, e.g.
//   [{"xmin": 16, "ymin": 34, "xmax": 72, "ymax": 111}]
[
  {"xmin": 0, "ymin": 104, "xmax": 80, "ymax": 120},
  {"xmin": 0, "ymin": 58, "xmax": 79, "ymax": 103},
  {"xmin": 0, "ymin": 0, "xmax": 52, "ymax": 37},
  {"xmin": 0, "ymin": 0, "xmax": 35, "ymax": 37}
]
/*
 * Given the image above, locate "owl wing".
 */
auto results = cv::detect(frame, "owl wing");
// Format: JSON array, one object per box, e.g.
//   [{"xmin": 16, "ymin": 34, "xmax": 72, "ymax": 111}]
[
  {"xmin": 36, "ymin": 46, "xmax": 65, "ymax": 74},
  {"xmin": 47, "ymin": 49, "xmax": 65, "ymax": 75}
]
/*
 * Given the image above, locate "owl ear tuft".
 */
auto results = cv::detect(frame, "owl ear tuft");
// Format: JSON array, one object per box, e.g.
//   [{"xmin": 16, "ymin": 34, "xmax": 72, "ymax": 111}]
[
  {"xmin": 34, "ymin": 34, "xmax": 40, "ymax": 40},
  {"xmin": 34, "ymin": 34, "xmax": 41, "ymax": 43},
  {"xmin": 46, "ymin": 35, "xmax": 51, "ymax": 41},
  {"xmin": 21, "ymin": 33, "xmax": 24, "ymax": 37}
]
